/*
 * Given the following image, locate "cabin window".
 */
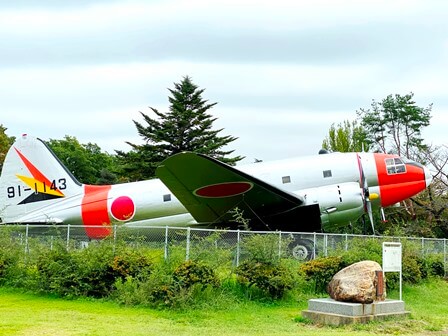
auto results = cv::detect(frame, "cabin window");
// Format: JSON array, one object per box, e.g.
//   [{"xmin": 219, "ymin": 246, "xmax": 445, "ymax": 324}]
[
  {"xmin": 323, "ymin": 170, "xmax": 332, "ymax": 178},
  {"xmin": 385, "ymin": 158, "xmax": 406, "ymax": 175},
  {"xmin": 282, "ymin": 176, "xmax": 291, "ymax": 184},
  {"xmin": 163, "ymin": 194, "xmax": 171, "ymax": 202}
]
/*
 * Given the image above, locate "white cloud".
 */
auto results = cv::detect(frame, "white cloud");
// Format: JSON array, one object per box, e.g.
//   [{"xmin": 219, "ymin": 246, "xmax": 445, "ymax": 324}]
[{"xmin": 1, "ymin": 0, "xmax": 447, "ymax": 162}]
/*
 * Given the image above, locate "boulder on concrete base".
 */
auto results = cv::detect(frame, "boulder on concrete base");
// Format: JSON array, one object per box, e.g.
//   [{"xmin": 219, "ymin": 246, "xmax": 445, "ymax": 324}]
[{"xmin": 327, "ymin": 260, "xmax": 386, "ymax": 304}]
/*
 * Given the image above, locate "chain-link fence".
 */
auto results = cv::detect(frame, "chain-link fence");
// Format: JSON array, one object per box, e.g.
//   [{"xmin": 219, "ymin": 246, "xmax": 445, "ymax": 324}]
[{"xmin": 1, "ymin": 224, "xmax": 447, "ymax": 275}]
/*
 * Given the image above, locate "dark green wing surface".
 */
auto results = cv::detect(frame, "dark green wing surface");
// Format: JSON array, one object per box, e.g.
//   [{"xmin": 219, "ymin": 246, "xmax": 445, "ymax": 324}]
[{"xmin": 156, "ymin": 152, "xmax": 306, "ymax": 230}]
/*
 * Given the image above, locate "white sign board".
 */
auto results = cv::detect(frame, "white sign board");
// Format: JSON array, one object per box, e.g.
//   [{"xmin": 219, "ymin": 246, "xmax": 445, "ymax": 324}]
[
  {"xmin": 382, "ymin": 242, "xmax": 402, "ymax": 272},
  {"xmin": 382, "ymin": 242, "xmax": 403, "ymax": 300}
]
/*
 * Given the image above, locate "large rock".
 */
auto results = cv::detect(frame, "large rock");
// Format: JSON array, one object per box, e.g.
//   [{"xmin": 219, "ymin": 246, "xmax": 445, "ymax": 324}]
[{"xmin": 327, "ymin": 260, "xmax": 386, "ymax": 304}]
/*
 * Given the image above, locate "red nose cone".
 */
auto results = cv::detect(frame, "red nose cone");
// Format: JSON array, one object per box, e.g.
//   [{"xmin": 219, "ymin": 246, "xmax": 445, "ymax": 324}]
[{"xmin": 374, "ymin": 154, "xmax": 427, "ymax": 207}]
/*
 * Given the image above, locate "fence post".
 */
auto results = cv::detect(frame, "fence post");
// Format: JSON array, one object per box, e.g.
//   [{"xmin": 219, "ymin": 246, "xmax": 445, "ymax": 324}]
[
  {"xmin": 186, "ymin": 227, "xmax": 190, "ymax": 261},
  {"xmin": 236, "ymin": 230, "xmax": 240, "ymax": 267},
  {"xmin": 24, "ymin": 224, "xmax": 29, "ymax": 254},
  {"xmin": 278, "ymin": 231, "xmax": 282, "ymax": 258},
  {"xmin": 113, "ymin": 224, "xmax": 117, "ymax": 254},
  {"xmin": 444, "ymin": 238, "xmax": 447, "ymax": 278},
  {"xmin": 66, "ymin": 224, "xmax": 70, "ymax": 251},
  {"xmin": 345, "ymin": 233, "xmax": 348, "ymax": 251},
  {"xmin": 324, "ymin": 234, "xmax": 328, "ymax": 256},
  {"xmin": 164, "ymin": 226, "xmax": 169, "ymax": 260},
  {"xmin": 313, "ymin": 232, "xmax": 317, "ymax": 259}
]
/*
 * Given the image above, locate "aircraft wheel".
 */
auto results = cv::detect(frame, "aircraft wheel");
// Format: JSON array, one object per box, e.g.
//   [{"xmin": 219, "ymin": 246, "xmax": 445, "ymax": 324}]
[{"xmin": 289, "ymin": 239, "xmax": 315, "ymax": 261}]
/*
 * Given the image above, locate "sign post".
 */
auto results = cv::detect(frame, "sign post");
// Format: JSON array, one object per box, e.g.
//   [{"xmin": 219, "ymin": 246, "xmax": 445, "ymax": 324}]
[{"xmin": 382, "ymin": 242, "xmax": 403, "ymax": 300}]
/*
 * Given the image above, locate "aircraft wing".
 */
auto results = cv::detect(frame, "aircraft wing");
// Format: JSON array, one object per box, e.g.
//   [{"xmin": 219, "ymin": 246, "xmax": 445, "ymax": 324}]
[{"xmin": 156, "ymin": 152, "xmax": 306, "ymax": 230}]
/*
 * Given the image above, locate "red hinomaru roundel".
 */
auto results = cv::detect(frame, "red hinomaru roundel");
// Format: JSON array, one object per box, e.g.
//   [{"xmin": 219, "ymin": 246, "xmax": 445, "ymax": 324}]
[
  {"xmin": 194, "ymin": 182, "xmax": 253, "ymax": 198},
  {"xmin": 110, "ymin": 196, "xmax": 136, "ymax": 221}
]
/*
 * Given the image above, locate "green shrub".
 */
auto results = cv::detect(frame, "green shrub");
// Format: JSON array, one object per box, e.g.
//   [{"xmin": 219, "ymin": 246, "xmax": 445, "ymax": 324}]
[
  {"xmin": 0, "ymin": 231, "xmax": 24, "ymax": 285},
  {"xmin": 35, "ymin": 243, "xmax": 118, "ymax": 298},
  {"xmin": 188, "ymin": 232, "xmax": 234, "ymax": 270},
  {"xmin": 338, "ymin": 238, "xmax": 382, "ymax": 265},
  {"xmin": 240, "ymin": 233, "xmax": 288, "ymax": 264},
  {"xmin": 236, "ymin": 260, "xmax": 296, "ymax": 299},
  {"xmin": 113, "ymin": 260, "xmax": 220, "ymax": 309},
  {"xmin": 112, "ymin": 248, "xmax": 153, "ymax": 280},
  {"xmin": 413, "ymin": 254, "xmax": 445, "ymax": 279},
  {"xmin": 0, "ymin": 249, "xmax": 16, "ymax": 281},
  {"xmin": 112, "ymin": 263, "xmax": 173, "ymax": 307},
  {"xmin": 73, "ymin": 243, "xmax": 117, "ymax": 298},
  {"xmin": 35, "ymin": 246, "xmax": 81, "ymax": 297},
  {"xmin": 402, "ymin": 255, "xmax": 422, "ymax": 284},
  {"xmin": 173, "ymin": 260, "xmax": 219, "ymax": 288},
  {"xmin": 299, "ymin": 256, "xmax": 344, "ymax": 293},
  {"xmin": 427, "ymin": 255, "xmax": 445, "ymax": 277}
]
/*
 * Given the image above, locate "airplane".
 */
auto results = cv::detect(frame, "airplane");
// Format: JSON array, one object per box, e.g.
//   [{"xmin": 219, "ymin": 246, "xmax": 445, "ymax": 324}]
[{"xmin": 0, "ymin": 134, "xmax": 432, "ymax": 258}]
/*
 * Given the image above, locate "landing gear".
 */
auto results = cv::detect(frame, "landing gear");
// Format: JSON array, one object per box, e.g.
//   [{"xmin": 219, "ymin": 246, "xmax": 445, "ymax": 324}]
[{"xmin": 288, "ymin": 238, "xmax": 315, "ymax": 261}]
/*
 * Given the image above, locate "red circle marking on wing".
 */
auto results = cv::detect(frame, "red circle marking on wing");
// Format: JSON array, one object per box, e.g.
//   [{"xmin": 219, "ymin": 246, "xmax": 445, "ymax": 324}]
[
  {"xmin": 110, "ymin": 196, "xmax": 135, "ymax": 221},
  {"xmin": 194, "ymin": 182, "xmax": 253, "ymax": 198}
]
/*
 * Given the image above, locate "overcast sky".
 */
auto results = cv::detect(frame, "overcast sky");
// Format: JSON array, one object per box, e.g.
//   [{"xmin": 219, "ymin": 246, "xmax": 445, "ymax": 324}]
[{"xmin": 1, "ymin": 0, "xmax": 447, "ymax": 164}]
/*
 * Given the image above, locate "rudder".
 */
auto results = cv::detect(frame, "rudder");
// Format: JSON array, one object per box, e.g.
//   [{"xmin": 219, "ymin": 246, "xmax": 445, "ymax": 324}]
[{"xmin": 0, "ymin": 134, "xmax": 83, "ymax": 223}]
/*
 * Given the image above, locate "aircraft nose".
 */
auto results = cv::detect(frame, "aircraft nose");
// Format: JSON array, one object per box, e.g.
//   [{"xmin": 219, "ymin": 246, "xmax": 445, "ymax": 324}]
[{"xmin": 424, "ymin": 165, "xmax": 433, "ymax": 187}]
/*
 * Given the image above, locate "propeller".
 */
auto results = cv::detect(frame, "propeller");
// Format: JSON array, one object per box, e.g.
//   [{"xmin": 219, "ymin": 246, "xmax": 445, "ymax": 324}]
[{"xmin": 356, "ymin": 154, "xmax": 377, "ymax": 235}]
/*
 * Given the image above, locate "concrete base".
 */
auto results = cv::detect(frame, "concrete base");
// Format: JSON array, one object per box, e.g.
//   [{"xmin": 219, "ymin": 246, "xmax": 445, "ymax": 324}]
[{"xmin": 302, "ymin": 298, "xmax": 410, "ymax": 326}]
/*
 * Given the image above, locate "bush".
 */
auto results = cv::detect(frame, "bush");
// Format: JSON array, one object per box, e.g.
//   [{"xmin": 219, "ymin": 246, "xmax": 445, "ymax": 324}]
[
  {"xmin": 402, "ymin": 255, "xmax": 422, "ymax": 284},
  {"xmin": 112, "ymin": 263, "xmax": 172, "ymax": 307},
  {"xmin": 35, "ymin": 246, "xmax": 81, "ymax": 297},
  {"xmin": 73, "ymin": 243, "xmax": 118, "ymax": 297},
  {"xmin": 35, "ymin": 242, "xmax": 122, "ymax": 298},
  {"xmin": 299, "ymin": 256, "xmax": 344, "ymax": 293},
  {"xmin": 0, "ymin": 249, "xmax": 20, "ymax": 285},
  {"xmin": 112, "ymin": 248, "xmax": 153, "ymax": 280},
  {"xmin": 426, "ymin": 255, "xmax": 445, "ymax": 277},
  {"xmin": 240, "ymin": 233, "xmax": 287, "ymax": 264},
  {"xmin": 236, "ymin": 260, "xmax": 296, "ymax": 299},
  {"xmin": 173, "ymin": 260, "xmax": 219, "ymax": 288},
  {"xmin": 113, "ymin": 259, "xmax": 220, "ymax": 309},
  {"xmin": 0, "ymin": 231, "xmax": 25, "ymax": 285},
  {"xmin": 338, "ymin": 238, "xmax": 382, "ymax": 265}
]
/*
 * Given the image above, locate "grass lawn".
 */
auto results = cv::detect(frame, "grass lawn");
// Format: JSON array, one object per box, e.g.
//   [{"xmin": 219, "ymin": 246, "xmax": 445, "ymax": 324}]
[{"xmin": 0, "ymin": 278, "xmax": 447, "ymax": 336}]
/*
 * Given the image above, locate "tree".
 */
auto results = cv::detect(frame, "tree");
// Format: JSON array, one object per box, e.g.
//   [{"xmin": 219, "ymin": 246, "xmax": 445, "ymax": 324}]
[
  {"xmin": 322, "ymin": 120, "xmax": 370, "ymax": 152},
  {"xmin": 117, "ymin": 76, "xmax": 243, "ymax": 180},
  {"xmin": 0, "ymin": 125, "xmax": 15, "ymax": 172},
  {"xmin": 410, "ymin": 144, "xmax": 448, "ymax": 237},
  {"xmin": 48, "ymin": 136, "xmax": 118, "ymax": 185},
  {"xmin": 357, "ymin": 92, "xmax": 432, "ymax": 158}
]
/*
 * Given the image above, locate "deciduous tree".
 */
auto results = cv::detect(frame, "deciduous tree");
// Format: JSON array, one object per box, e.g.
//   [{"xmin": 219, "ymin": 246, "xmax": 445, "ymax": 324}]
[
  {"xmin": 0, "ymin": 125, "xmax": 15, "ymax": 172},
  {"xmin": 48, "ymin": 136, "xmax": 118, "ymax": 185},
  {"xmin": 322, "ymin": 120, "xmax": 370, "ymax": 152}
]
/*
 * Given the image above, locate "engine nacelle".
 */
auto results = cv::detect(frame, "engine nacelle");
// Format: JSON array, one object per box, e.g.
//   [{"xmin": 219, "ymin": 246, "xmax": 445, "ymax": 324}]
[{"xmin": 296, "ymin": 182, "xmax": 365, "ymax": 229}]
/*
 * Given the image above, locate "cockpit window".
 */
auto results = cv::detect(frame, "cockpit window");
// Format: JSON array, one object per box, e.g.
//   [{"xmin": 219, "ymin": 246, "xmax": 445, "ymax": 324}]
[{"xmin": 385, "ymin": 158, "xmax": 406, "ymax": 175}]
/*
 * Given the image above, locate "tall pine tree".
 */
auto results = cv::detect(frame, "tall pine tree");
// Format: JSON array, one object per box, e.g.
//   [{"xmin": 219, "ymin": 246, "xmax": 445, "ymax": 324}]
[
  {"xmin": 117, "ymin": 76, "xmax": 243, "ymax": 180},
  {"xmin": 357, "ymin": 92, "xmax": 432, "ymax": 159}
]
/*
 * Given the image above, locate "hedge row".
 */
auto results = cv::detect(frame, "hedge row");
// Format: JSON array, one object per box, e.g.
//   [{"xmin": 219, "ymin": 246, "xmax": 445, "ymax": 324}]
[{"xmin": 0, "ymin": 233, "xmax": 445, "ymax": 308}]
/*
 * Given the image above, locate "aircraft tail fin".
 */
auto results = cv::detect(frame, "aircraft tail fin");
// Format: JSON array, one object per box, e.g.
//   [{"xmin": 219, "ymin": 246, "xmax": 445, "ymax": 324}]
[{"xmin": 0, "ymin": 134, "xmax": 83, "ymax": 223}]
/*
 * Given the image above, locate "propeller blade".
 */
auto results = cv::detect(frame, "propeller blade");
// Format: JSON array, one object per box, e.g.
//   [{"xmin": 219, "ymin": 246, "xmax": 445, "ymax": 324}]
[
  {"xmin": 367, "ymin": 200, "xmax": 375, "ymax": 234},
  {"xmin": 357, "ymin": 153, "xmax": 376, "ymax": 234}
]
